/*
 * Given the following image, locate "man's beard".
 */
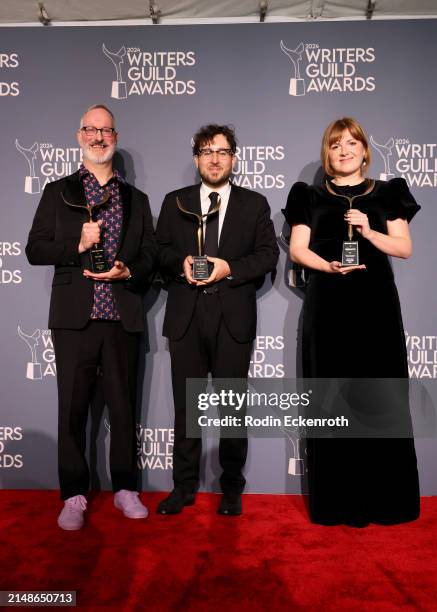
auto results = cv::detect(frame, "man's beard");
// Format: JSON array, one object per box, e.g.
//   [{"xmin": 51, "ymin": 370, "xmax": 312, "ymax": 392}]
[
  {"xmin": 198, "ymin": 165, "xmax": 232, "ymax": 188},
  {"xmin": 82, "ymin": 142, "xmax": 116, "ymax": 165}
]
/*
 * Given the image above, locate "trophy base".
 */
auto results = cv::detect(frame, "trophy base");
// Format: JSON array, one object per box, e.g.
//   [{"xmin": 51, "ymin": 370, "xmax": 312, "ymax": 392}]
[
  {"xmin": 26, "ymin": 362, "xmax": 42, "ymax": 380},
  {"xmin": 288, "ymin": 458, "xmax": 304, "ymax": 476},
  {"xmin": 289, "ymin": 78, "xmax": 306, "ymax": 96},
  {"xmin": 288, "ymin": 266, "xmax": 306, "ymax": 288},
  {"xmin": 111, "ymin": 81, "xmax": 128, "ymax": 99},
  {"xmin": 380, "ymin": 173, "xmax": 395, "ymax": 181},
  {"xmin": 24, "ymin": 176, "xmax": 41, "ymax": 194},
  {"xmin": 342, "ymin": 241, "xmax": 359, "ymax": 266},
  {"xmin": 192, "ymin": 255, "xmax": 210, "ymax": 280},
  {"xmin": 90, "ymin": 248, "xmax": 111, "ymax": 273}
]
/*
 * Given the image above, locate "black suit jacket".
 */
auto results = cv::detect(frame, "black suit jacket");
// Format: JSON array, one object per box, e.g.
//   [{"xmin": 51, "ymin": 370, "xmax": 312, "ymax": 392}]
[
  {"xmin": 26, "ymin": 171, "xmax": 157, "ymax": 332},
  {"xmin": 156, "ymin": 183, "xmax": 279, "ymax": 342}
]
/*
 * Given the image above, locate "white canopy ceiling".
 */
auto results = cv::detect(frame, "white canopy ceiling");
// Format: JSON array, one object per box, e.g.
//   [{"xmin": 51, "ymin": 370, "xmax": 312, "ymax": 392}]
[{"xmin": 1, "ymin": 0, "xmax": 437, "ymax": 25}]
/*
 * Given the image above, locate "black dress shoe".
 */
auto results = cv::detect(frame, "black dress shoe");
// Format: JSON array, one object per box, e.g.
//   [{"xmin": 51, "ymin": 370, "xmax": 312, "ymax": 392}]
[
  {"xmin": 217, "ymin": 493, "xmax": 242, "ymax": 516},
  {"xmin": 156, "ymin": 488, "xmax": 195, "ymax": 515}
]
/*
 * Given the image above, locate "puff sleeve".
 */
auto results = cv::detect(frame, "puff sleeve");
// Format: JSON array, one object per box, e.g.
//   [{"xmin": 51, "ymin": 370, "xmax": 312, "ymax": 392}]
[
  {"xmin": 282, "ymin": 182, "xmax": 312, "ymax": 228},
  {"xmin": 385, "ymin": 178, "xmax": 420, "ymax": 223}
]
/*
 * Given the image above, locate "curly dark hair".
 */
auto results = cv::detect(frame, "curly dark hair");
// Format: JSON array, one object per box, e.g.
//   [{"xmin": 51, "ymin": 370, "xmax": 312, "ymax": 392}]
[{"xmin": 192, "ymin": 124, "xmax": 237, "ymax": 156}]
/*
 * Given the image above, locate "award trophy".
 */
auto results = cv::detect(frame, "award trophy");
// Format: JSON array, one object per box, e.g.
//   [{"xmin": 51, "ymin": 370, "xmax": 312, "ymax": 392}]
[
  {"xmin": 102, "ymin": 44, "xmax": 128, "ymax": 100},
  {"xmin": 288, "ymin": 442, "xmax": 304, "ymax": 476},
  {"xmin": 370, "ymin": 136, "xmax": 395, "ymax": 181},
  {"xmin": 17, "ymin": 326, "xmax": 43, "ymax": 380},
  {"xmin": 325, "ymin": 179, "xmax": 375, "ymax": 266},
  {"xmin": 176, "ymin": 195, "xmax": 221, "ymax": 280},
  {"xmin": 61, "ymin": 191, "xmax": 111, "ymax": 273},
  {"xmin": 280, "ymin": 40, "xmax": 306, "ymax": 97},
  {"xmin": 15, "ymin": 140, "xmax": 41, "ymax": 194}
]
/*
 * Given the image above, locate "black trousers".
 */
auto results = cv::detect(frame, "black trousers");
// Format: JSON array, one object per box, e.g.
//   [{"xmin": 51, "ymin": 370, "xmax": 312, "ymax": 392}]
[
  {"xmin": 169, "ymin": 291, "xmax": 253, "ymax": 494},
  {"xmin": 52, "ymin": 321, "xmax": 140, "ymax": 500}
]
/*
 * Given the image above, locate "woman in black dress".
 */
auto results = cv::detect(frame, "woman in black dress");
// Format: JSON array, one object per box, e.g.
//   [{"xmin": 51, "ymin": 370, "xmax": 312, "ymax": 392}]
[{"xmin": 283, "ymin": 117, "xmax": 420, "ymax": 526}]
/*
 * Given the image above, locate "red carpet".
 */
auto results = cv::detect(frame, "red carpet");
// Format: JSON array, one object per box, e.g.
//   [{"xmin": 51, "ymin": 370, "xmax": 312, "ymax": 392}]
[{"xmin": 1, "ymin": 491, "xmax": 436, "ymax": 611}]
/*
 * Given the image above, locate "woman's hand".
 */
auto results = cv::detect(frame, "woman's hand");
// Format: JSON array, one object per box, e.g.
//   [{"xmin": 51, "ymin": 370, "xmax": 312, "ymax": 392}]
[
  {"xmin": 327, "ymin": 260, "xmax": 366, "ymax": 275},
  {"xmin": 345, "ymin": 209, "xmax": 372, "ymax": 239},
  {"xmin": 291, "ymin": 225, "xmax": 368, "ymax": 274}
]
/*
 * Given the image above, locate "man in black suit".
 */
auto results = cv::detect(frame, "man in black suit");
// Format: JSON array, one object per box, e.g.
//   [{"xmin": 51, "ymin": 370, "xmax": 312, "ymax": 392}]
[
  {"xmin": 26, "ymin": 104, "xmax": 156, "ymax": 530},
  {"xmin": 156, "ymin": 124, "xmax": 279, "ymax": 515}
]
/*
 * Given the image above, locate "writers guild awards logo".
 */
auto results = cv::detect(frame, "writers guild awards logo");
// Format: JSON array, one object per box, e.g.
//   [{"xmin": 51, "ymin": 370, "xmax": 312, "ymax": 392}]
[
  {"xmin": 15, "ymin": 140, "xmax": 41, "ymax": 194},
  {"xmin": 105, "ymin": 421, "xmax": 173, "ymax": 470},
  {"xmin": 17, "ymin": 326, "xmax": 42, "ymax": 380},
  {"xmin": 15, "ymin": 140, "xmax": 82, "ymax": 194},
  {"xmin": 102, "ymin": 44, "xmax": 128, "ymax": 100},
  {"xmin": 406, "ymin": 333, "xmax": 437, "ymax": 378},
  {"xmin": 17, "ymin": 327, "xmax": 55, "ymax": 379},
  {"xmin": 102, "ymin": 46, "xmax": 196, "ymax": 96},
  {"xmin": 370, "ymin": 137, "xmax": 437, "ymax": 188},
  {"xmin": 249, "ymin": 336, "xmax": 285, "ymax": 377},
  {"xmin": 232, "ymin": 144, "xmax": 286, "ymax": 190},
  {"xmin": 280, "ymin": 42, "xmax": 376, "ymax": 94},
  {"xmin": 370, "ymin": 136, "xmax": 395, "ymax": 181},
  {"xmin": 282, "ymin": 424, "xmax": 304, "ymax": 476},
  {"xmin": 0, "ymin": 426, "xmax": 23, "ymax": 469},
  {"xmin": 280, "ymin": 40, "xmax": 305, "ymax": 96}
]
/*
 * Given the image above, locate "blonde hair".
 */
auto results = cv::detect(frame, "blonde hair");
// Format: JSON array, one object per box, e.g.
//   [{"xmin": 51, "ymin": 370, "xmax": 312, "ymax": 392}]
[{"xmin": 321, "ymin": 117, "xmax": 371, "ymax": 177}]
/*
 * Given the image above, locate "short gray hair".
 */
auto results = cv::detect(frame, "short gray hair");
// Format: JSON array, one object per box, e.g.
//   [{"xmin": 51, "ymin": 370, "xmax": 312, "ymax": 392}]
[{"xmin": 79, "ymin": 104, "xmax": 116, "ymax": 129}]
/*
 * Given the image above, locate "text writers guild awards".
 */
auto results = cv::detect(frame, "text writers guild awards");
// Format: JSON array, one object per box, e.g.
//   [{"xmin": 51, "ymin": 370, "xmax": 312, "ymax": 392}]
[
  {"xmin": 17, "ymin": 326, "xmax": 42, "ymax": 380},
  {"xmin": 280, "ymin": 41, "xmax": 306, "ymax": 97},
  {"xmin": 370, "ymin": 136, "xmax": 395, "ymax": 181},
  {"xmin": 102, "ymin": 44, "xmax": 128, "ymax": 100},
  {"xmin": 15, "ymin": 140, "xmax": 41, "ymax": 194}
]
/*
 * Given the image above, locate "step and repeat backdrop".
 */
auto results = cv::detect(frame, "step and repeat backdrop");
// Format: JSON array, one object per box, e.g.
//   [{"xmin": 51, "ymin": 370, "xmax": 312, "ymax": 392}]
[{"xmin": 1, "ymin": 20, "xmax": 436, "ymax": 494}]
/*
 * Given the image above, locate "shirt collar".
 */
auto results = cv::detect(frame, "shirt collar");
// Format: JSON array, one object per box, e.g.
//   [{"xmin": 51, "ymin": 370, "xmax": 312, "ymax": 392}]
[
  {"xmin": 79, "ymin": 163, "xmax": 126, "ymax": 185},
  {"xmin": 200, "ymin": 180, "xmax": 231, "ymax": 200}
]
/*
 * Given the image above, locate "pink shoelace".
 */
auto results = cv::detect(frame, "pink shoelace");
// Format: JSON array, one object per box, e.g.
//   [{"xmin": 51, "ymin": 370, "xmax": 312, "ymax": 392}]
[{"xmin": 65, "ymin": 495, "xmax": 87, "ymax": 511}]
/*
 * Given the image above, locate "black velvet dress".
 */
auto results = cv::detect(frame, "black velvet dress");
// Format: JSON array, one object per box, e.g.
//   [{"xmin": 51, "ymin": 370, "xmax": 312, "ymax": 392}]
[{"xmin": 283, "ymin": 178, "xmax": 421, "ymax": 526}]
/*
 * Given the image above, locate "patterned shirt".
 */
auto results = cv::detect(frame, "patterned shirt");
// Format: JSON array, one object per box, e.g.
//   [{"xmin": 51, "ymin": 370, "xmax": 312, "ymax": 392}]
[{"xmin": 79, "ymin": 164, "xmax": 124, "ymax": 321}]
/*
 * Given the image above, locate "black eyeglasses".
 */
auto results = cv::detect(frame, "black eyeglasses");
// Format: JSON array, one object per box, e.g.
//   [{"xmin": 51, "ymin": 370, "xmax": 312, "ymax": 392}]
[
  {"xmin": 197, "ymin": 148, "xmax": 233, "ymax": 159},
  {"xmin": 81, "ymin": 126, "xmax": 116, "ymax": 139}
]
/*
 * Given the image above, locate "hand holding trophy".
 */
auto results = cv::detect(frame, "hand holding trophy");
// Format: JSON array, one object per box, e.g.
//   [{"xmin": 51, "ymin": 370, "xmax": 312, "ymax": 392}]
[{"xmin": 62, "ymin": 190, "xmax": 111, "ymax": 272}]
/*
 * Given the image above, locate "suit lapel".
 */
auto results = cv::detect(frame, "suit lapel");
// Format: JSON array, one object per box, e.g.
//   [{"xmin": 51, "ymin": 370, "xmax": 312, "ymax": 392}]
[
  {"xmin": 178, "ymin": 184, "xmax": 202, "ymax": 217},
  {"xmin": 176, "ymin": 185, "xmax": 202, "ymax": 254}
]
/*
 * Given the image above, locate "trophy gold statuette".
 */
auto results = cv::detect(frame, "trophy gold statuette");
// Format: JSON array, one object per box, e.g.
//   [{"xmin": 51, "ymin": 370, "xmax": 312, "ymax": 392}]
[
  {"xmin": 61, "ymin": 190, "xmax": 111, "ymax": 273},
  {"xmin": 176, "ymin": 195, "xmax": 221, "ymax": 280},
  {"xmin": 325, "ymin": 179, "xmax": 375, "ymax": 266}
]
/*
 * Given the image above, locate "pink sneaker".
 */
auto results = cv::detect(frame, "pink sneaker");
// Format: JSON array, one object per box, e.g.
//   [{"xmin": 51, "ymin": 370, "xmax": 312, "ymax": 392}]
[
  {"xmin": 57, "ymin": 495, "xmax": 87, "ymax": 530},
  {"xmin": 114, "ymin": 490, "xmax": 148, "ymax": 519}
]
